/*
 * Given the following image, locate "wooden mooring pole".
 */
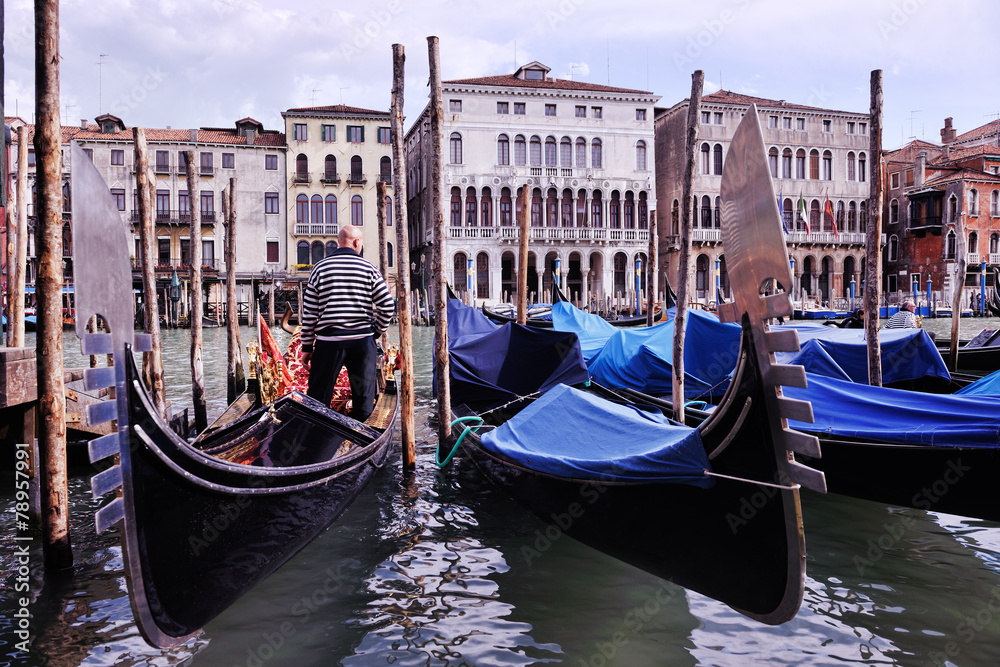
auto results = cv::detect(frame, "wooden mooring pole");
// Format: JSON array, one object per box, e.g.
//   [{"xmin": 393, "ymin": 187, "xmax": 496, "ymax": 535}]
[
  {"xmin": 672, "ymin": 70, "xmax": 703, "ymax": 426},
  {"xmin": 516, "ymin": 185, "xmax": 530, "ymax": 325},
  {"xmin": 224, "ymin": 178, "xmax": 245, "ymax": 402},
  {"xmin": 10, "ymin": 126, "xmax": 29, "ymax": 348},
  {"xmin": 184, "ymin": 150, "xmax": 208, "ymax": 433},
  {"xmin": 376, "ymin": 179, "xmax": 388, "ymax": 349},
  {"xmin": 646, "ymin": 211, "xmax": 657, "ymax": 327},
  {"xmin": 134, "ymin": 127, "xmax": 167, "ymax": 417},
  {"xmin": 949, "ymin": 218, "xmax": 967, "ymax": 371},
  {"xmin": 429, "ymin": 36, "xmax": 451, "ymax": 444},
  {"xmin": 35, "ymin": 0, "xmax": 72, "ymax": 570},
  {"xmin": 865, "ymin": 70, "xmax": 884, "ymax": 387},
  {"xmin": 391, "ymin": 42, "xmax": 416, "ymax": 469}
]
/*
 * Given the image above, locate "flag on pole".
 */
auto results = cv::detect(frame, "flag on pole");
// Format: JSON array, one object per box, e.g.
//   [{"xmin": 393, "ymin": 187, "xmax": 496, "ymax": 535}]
[
  {"xmin": 778, "ymin": 190, "xmax": 788, "ymax": 234},
  {"xmin": 798, "ymin": 192, "xmax": 809, "ymax": 235},
  {"xmin": 825, "ymin": 193, "xmax": 837, "ymax": 238}
]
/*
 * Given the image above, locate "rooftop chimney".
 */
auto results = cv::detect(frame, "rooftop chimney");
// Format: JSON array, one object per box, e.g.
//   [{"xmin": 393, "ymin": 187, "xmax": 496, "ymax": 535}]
[
  {"xmin": 80, "ymin": 119, "xmax": 87, "ymax": 130},
  {"xmin": 940, "ymin": 117, "xmax": 956, "ymax": 144},
  {"xmin": 190, "ymin": 128, "xmax": 199, "ymax": 142},
  {"xmin": 916, "ymin": 150, "xmax": 926, "ymax": 187},
  {"xmin": 943, "ymin": 144, "xmax": 950, "ymax": 160}
]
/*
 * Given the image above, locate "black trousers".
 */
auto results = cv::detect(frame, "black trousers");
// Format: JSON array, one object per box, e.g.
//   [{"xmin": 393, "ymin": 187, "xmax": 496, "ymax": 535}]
[{"xmin": 307, "ymin": 336, "xmax": 378, "ymax": 422}]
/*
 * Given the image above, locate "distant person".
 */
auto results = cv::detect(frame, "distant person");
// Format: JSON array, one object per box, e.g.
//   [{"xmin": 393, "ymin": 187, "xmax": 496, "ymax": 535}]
[
  {"xmin": 884, "ymin": 301, "xmax": 918, "ymax": 329},
  {"xmin": 299, "ymin": 225, "xmax": 394, "ymax": 421}
]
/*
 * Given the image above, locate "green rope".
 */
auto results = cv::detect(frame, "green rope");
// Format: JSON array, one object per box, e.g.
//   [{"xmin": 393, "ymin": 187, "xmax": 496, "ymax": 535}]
[{"xmin": 437, "ymin": 416, "xmax": 485, "ymax": 467}]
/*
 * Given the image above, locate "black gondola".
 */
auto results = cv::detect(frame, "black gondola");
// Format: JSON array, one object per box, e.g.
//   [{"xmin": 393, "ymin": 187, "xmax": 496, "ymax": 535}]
[
  {"xmin": 446, "ymin": 105, "xmax": 826, "ymax": 625},
  {"xmin": 70, "ymin": 144, "xmax": 399, "ymax": 648},
  {"xmin": 481, "ymin": 284, "xmax": 664, "ymax": 328},
  {"xmin": 987, "ymin": 267, "xmax": 1000, "ymax": 317}
]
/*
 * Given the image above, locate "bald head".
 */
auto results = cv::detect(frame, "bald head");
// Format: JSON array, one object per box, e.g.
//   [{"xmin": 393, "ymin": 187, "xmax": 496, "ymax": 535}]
[{"xmin": 338, "ymin": 224, "xmax": 363, "ymax": 251}]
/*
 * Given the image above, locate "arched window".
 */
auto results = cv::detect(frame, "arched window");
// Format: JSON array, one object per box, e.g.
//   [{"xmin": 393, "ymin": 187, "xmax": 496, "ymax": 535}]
[
  {"xmin": 577, "ymin": 189, "xmax": 587, "ymax": 226},
  {"xmin": 311, "ymin": 241, "xmax": 324, "ymax": 265},
  {"xmin": 296, "ymin": 194, "xmax": 308, "ymax": 224},
  {"xmin": 497, "ymin": 134, "xmax": 510, "ymax": 165},
  {"xmin": 465, "ymin": 187, "xmax": 477, "ymax": 227},
  {"xmin": 889, "ymin": 235, "xmax": 899, "ymax": 261},
  {"xmin": 325, "ymin": 195, "xmax": 337, "ymax": 228},
  {"xmin": 529, "ymin": 136, "xmax": 542, "ymax": 166},
  {"xmin": 847, "ymin": 152, "xmax": 856, "ymax": 181},
  {"xmin": 449, "ymin": 132, "xmax": 463, "ymax": 164},
  {"xmin": 546, "ymin": 188, "xmax": 558, "ymax": 227},
  {"xmin": 638, "ymin": 192, "xmax": 648, "ymax": 229},
  {"xmin": 795, "ymin": 148, "xmax": 806, "ymax": 179},
  {"xmin": 477, "ymin": 252, "xmax": 489, "ymax": 298},
  {"xmin": 311, "ymin": 195, "xmax": 323, "ymax": 226},
  {"xmin": 351, "ymin": 195, "xmax": 364, "ymax": 226},
  {"xmin": 714, "ymin": 195, "xmax": 721, "ymax": 228},
  {"xmin": 858, "ymin": 152, "xmax": 867, "ymax": 182},
  {"xmin": 848, "ymin": 201, "xmax": 857, "ymax": 232},
  {"xmin": 561, "ymin": 188, "xmax": 573, "ymax": 227},
  {"xmin": 701, "ymin": 195, "xmax": 712, "ymax": 228},
  {"xmin": 860, "ymin": 200, "xmax": 868, "ymax": 230},
  {"xmin": 296, "ymin": 154, "xmax": 308, "ymax": 181},
  {"xmin": 970, "ymin": 188, "xmax": 979, "ymax": 215},
  {"xmin": 379, "ymin": 156, "xmax": 392, "ymax": 183},
  {"xmin": 591, "ymin": 190, "xmax": 603, "ymax": 227},
  {"xmin": 946, "ymin": 229, "xmax": 956, "ymax": 259},
  {"xmin": 836, "ymin": 201, "xmax": 844, "ymax": 231},
  {"xmin": 969, "ymin": 231, "xmax": 978, "ymax": 254},
  {"xmin": 671, "ymin": 199, "xmax": 679, "ymax": 235},
  {"xmin": 350, "ymin": 155, "xmax": 362, "ymax": 181},
  {"xmin": 991, "ymin": 232, "xmax": 999, "ymax": 254},
  {"xmin": 636, "ymin": 140, "xmax": 647, "ymax": 171},
  {"xmin": 514, "ymin": 135, "xmax": 527, "ymax": 166},
  {"xmin": 623, "ymin": 192, "xmax": 635, "ymax": 229},
  {"xmin": 480, "ymin": 187, "xmax": 492, "ymax": 226},
  {"xmin": 576, "ymin": 137, "xmax": 587, "ymax": 167},
  {"xmin": 889, "ymin": 199, "xmax": 899, "ymax": 224},
  {"xmin": 531, "ymin": 189, "xmax": 542, "ymax": 226},
  {"xmin": 768, "ymin": 147, "xmax": 778, "ymax": 178},
  {"xmin": 609, "ymin": 192, "xmax": 621, "ymax": 229},
  {"xmin": 949, "ymin": 195, "xmax": 958, "ymax": 223},
  {"xmin": 500, "ymin": 188, "xmax": 512, "ymax": 226},
  {"xmin": 296, "ymin": 240, "xmax": 309, "ymax": 265},
  {"xmin": 810, "ymin": 200, "xmax": 821, "ymax": 230},
  {"xmin": 782, "ymin": 148, "xmax": 792, "ymax": 179},
  {"xmin": 591, "ymin": 138, "xmax": 602, "ymax": 168},
  {"xmin": 544, "ymin": 136, "xmax": 557, "ymax": 167},
  {"xmin": 713, "ymin": 144, "xmax": 723, "ymax": 175},
  {"xmin": 809, "ymin": 149, "xmax": 820, "ymax": 179},
  {"xmin": 696, "ymin": 254, "xmax": 709, "ymax": 291},
  {"xmin": 783, "ymin": 198, "xmax": 793, "ymax": 230},
  {"xmin": 560, "ymin": 137, "xmax": 572, "ymax": 166},
  {"xmin": 822, "ymin": 150, "xmax": 833, "ymax": 181},
  {"xmin": 385, "ymin": 196, "xmax": 392, "ymax": 226},
  {"xmin": 993, "ymin": 190, "xmax": 1000, "ymax": 216},
  {"xmin": 450, "ymin": 187, "xmax": 462, "ymax": 226},
  {"xmin": 387, "ymin": 241, "xmax": 394, "ymax": 268},
  {"xmin": 324, "ymin": 155, "xmax": 337, "ymax": 180},
  {"xmin": 325, "ymin": 241, "xmax": 337, "ymax": 257},
  {"xmin": 454, "ymin": 252, "xmax": 468, "ymax": 291},
  {"xmin": 701, "ymin": 143, "xmax": 711, "ymax": 174}
]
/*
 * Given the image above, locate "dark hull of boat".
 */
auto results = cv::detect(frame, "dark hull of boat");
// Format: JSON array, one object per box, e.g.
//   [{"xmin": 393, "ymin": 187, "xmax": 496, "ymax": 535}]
[
  {"xmin": 455, "ymin": 326, "xmax": 808, "ymax": 625},
  {"xmin": 935, "ymin": 342, "xmax": 1000, "ymax": 372},
  {"xmin": 482, "ymin": 304, "xmax": 663, "ymax": 328},
  {"xmin": 110, "ymin": 350, "xmax": 397, "ymax": 647}
]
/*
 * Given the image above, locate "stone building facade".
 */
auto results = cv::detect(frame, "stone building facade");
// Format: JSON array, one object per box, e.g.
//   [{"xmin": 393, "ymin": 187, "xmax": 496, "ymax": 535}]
[
  {"xmin": 404, "ymin": 61, "xmax": 660, "ymax": 305},
  {"xmin": 280, "ymin": 105, "xmax": 398, "ymax": 290},
  {"xmin": 655, "ymin": 91, "xmax": 872, "ymax": 308}
]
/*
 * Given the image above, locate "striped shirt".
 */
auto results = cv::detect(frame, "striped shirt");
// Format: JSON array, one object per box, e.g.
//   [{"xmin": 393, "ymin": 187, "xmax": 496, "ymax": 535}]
[
  {"xmin": 300, "ymin": 248, "xmax": 394, "ymax": 352},
  {"xmin": 884, "ymin": 310, "xmax": 917, "ymax": 329}
]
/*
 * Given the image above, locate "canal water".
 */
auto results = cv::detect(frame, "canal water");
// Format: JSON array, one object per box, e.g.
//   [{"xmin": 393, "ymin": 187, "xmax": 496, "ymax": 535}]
[{"xmin": 2, "ymin": 317, "xmax": 1000, "ymax": 665}]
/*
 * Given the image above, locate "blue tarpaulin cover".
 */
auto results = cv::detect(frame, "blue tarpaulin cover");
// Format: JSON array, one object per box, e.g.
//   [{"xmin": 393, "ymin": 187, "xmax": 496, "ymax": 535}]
[
  {"xmin": 785, "ymin": 373, "xmax": 1000, "ymax": 447},
  {"xmin": 445, "ymin": 299, "xmax": 590, "ymax": 411},
  {"xmin": 551, "ymin": 301, "xmax": 618, "ymax": 362},
  {"xmin": 954, "ymin": 368, "xmax": 1000, "ymax": 396},
  {"xmin": 481, "ymin": 383, "xmax": 713, "ymax": 486}
]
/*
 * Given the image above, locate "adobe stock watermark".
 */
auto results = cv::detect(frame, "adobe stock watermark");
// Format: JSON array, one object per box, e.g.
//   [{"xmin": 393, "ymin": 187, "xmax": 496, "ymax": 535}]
[
  {"xmin": 340, "ymin": 1, "xmax": 404, "ymax": 62},
  {"xmin": 11, "ymin": 443, "xmax": 35, "ymax": 658},
  {"xmin": 673, "ymin": 0, "xmax": 752, "ymax": 72},
  {"xmin": 877, "ymin": 0, "xmax": 929, "ymax": 41},
  {"xmin": 928, "ymin": 587, "xmax": 1000, "ymax": 667},
  {"xmin": 544, "ymin": 0, "xmax": 587, "ymax": 30},
  {"xmin": 108, "ymin": 67, "xmax": 167, "ymax": 121},
  {"xmin": 578, "ymin": 580, "xmax": 682, "ymax": 667}
]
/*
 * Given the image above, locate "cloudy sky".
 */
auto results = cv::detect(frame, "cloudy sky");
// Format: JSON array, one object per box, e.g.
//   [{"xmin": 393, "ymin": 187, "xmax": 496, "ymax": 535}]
[{"xmin": 5, "ymin": 0, "xmax": 999, "ymax": 147}]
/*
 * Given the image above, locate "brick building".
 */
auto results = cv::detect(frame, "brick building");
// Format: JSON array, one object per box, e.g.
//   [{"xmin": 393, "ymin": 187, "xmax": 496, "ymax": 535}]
[{"xmin": 655, "ymin": 91, "xmax": 871, "ymax": 308}]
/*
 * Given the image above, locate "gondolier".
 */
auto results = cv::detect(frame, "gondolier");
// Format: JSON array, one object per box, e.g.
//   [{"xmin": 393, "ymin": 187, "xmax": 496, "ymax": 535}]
[
  {"xmin": 884, "ymin": 301, "xmax": 918, "ymax": 329},
  {"xmin": 300, "ymin": 224, "xmax": 394, "ymax": 421}
]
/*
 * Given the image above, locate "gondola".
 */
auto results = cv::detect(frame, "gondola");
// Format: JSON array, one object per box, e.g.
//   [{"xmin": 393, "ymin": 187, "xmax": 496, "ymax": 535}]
[
  {"xmin": 70, "ymin": 145, "xmax": 399, "ymax": 648},
  {"xmin": 446, "ymin": 106, "xmax": 826, "ymax": 625},
  {"xmin": 935, "ymin": 329, "xmax": 1000, "ymax": 372},
  {"xmin": 482, "ymin": 284, "xmax": 664, "ymax": 328},
  {"xmin": 987, "ymin": 267, "xmax": 1000, "ymax": 317}
]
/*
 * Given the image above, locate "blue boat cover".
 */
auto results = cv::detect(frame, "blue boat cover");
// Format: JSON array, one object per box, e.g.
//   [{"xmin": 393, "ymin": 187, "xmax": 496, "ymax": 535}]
[
  {"xmin": 446, "ymin": 299, "xmax": 590, "ymax": 411},
  {"xmin": 784, "ymin": 373, "xmax": 1000, "ymax": 447},
  {"xmin": 955, "ymin": 368, "xmax": 1000, "ymax": 396},
  {"xmin": 481, "ymin": 383, "xmax": 713, "ymax": 486},
  {"xmin": 551, "ymin": 299, "xmax": 950, "ymax": 392}
]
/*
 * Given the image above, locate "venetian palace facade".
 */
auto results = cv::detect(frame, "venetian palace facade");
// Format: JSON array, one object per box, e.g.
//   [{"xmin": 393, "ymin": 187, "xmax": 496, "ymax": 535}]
[
  {"xmin": 656, "ymin": 91, "xmax": 872, "ymax": 307},
  {"xmin": 405, "ymin": 62, "xmax": 660, "ymax": 304}
]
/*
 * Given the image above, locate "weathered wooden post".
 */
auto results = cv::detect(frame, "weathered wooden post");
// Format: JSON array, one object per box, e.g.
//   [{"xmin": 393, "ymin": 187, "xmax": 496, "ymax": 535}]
[
  {"xmin": 35, "ymin": 0, "xmax": 72, "ymax": 570},
  {"xmin": 391, "ymin": 43, "xmax": 416, "ymax": 469},
  {"xmin": 672, "ymin": 70, "xmax": 703, "ymax": 426},
  {"xmin": 428, "ymin": 36, "xmax": 451, "ymax": 444},
  {"xmin": 223, "ymin": 178, "xmax": 245, "ymax": 402},
  {"xmin": 134, "ymin": 127, "xmax": 167, "ymax": 417},
  {"xmin": 183, "ymin": 150, "xmax": 208, "ymax": 432},
  {"xmin": 516, "ymin": 185, "xmax": 530, "ymax": 324},
  {"xmin": 10, "ymin": 126, "xmax": 29, "ymax": 347},
  {"xmin": 865, "ymin": 70, "xmax": 884, "ymax": 387},
  {"xmin": 376, "ymin": 179, "xmax": 389, "ymax": 348},
  {"xmin": 647, "ymin": 210, "xmax": 657, "ymax": 326},
  {"xmin": 949, "ymin": 218, "xmax": 967, "ymax": 371}
]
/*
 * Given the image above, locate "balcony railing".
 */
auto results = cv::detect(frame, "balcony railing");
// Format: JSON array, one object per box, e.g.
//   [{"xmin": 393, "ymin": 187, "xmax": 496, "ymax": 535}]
[
  {"xmin": 293, "ymin": 173, "xmax": 311, "ymax": 184},
  {"xmin": 294, "ymin": 223, "xmax": 339, "ymax": 236},
  {"xmin": 491, "ymin": 226, "xmax": 648, "ymax": 244},
  {"xmin": 348, "ymin": 174, "xmax": 367, "ymax": 186},
  {"xmin": 379, "ymin": 174, "xmax": 392, "ymax": 184},
  {"xmin": 968, "ymin": 252, "xmax": 981, "ymax": 265},
  {"xmin": 784, "ymin": 231, "xmax": 867, "ymax": 245},
  {"xmin": 144, "ymin": 257, "xmax": 219, "ymax": 271},
  {"xmin": 320, "ymin": 174, "xmax": 340, "ymax": 184},
  {"xmin": 449, "ymin": 226, "xmax": 496, "ymax": 240},
  {"xmin": 991, "ymin": 252, "xmax": 1000, "ymax": 265}
]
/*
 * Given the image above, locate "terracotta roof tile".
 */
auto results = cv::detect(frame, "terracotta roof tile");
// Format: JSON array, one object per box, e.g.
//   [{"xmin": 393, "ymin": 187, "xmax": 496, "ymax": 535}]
[
  {"xmin": 73, "ymin": 125, "xmax": 285, "ymax": 147},
  {"xmin": 11, "ymin": 124, "xmax": 88, "ymax": 144},
  {"xmin": 284, "ymin": 104, "xmax": 388, "ymax": 116},
  {"xmin": 929, "ymin": 144, "xmax": 1000, "ymax": 165},
  {"xmin": 698, "ymin": 90, "xmax": 860, "ymax": 115},
  {"xmin": 954, "ymin": 119, "xmax": 1000, "ymax": 144},
  {"xmin": 443, "ymin": 73, "xmax": 654, "ymax": 96}
]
